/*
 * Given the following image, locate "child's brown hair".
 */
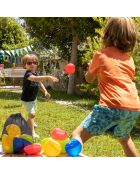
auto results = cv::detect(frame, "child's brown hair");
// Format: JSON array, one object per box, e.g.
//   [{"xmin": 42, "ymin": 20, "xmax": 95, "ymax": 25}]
[
  {"xmin": 101, "ymin": 17, "xmax": 137, "ymax": 52},
  {"xmin": 22, "ymin": 54, "xmax": 39, "ymax": 69}
]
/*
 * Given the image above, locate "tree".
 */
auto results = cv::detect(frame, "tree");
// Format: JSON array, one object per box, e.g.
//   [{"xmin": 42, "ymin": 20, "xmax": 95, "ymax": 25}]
[
  {"xmin": 0, "ymin": 17, "xmax": 29, "ymax": 50},
  {"xmin": 77, "ymin": 18, "xmax": 107, "ymax": 97},
  {"xmin": 22, "ymin": 17, "xmax": 102, "ymax": 94}
]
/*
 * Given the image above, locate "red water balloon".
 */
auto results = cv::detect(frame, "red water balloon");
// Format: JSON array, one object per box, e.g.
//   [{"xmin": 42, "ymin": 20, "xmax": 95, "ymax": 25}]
[
  {"xmin": 64, "ymin": 63, "xmax": 75, "ymax": 74},
  {"xmin": 24, "ymin": 144, "xmax": 41, "ymax": 155},
  {"xmin": 50, "ymin": 128, "xmax": 68, "ymax": 140}
]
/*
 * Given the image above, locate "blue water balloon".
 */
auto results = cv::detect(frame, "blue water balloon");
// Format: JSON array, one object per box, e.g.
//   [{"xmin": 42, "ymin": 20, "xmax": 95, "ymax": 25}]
[
  {"xmin": 65, "ymin": 138, "xmax": 82, "ymax": 157},
  {"xmin": 13, "ymin": 137, "xmax": 31, "ymax": 154}
]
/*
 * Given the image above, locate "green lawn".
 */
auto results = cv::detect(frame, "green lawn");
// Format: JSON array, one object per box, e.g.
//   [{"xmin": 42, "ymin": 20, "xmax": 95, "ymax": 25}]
[{"xmin": 0, "ymin": 89, "xmax": 140, "ymax": 157}]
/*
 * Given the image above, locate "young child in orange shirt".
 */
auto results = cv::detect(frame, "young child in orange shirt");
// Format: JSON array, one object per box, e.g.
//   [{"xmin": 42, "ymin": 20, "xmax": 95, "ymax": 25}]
[{"xmin": 72, "ymin": 17, "xmax": 140, "ymax": 157}]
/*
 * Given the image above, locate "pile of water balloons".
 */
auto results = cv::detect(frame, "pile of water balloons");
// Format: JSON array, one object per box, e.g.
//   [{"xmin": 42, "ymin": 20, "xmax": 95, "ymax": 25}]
[
  {"xmin": 41, "ymin": 128, "xmax": 82, "ymax": 157},
  {"xmin": 2, "ymin": 124, "xmax": 41, "ymax": 155},
  {"xmin": 2, "ymin": 125, "xmax": 82, "ymax": 157}
]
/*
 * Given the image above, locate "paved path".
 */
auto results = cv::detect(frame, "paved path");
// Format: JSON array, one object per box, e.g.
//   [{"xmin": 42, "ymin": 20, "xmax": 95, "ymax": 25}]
[{"xmin": 0, "ymin": 86, "xmax": 22, "ymax": 93}]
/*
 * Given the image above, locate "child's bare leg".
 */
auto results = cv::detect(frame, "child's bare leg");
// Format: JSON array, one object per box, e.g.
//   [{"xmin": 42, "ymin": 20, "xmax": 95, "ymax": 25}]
[
  {"xmin": 27, "ymin": 113, "xmax": 35, "ymax": 133},
  {"xmin": 118, "ymin": 134, "xmax": 138, "ymax": 157},
  {"xmin": 72, "ymin": 126, "xmax": 93, "ymax": 145}
]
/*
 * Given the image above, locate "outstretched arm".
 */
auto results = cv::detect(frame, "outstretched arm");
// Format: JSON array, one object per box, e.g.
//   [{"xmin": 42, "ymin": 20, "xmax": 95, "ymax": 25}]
[{"xmin": 27, "ymin": 75, "xmax": 59, "ymax": 83}]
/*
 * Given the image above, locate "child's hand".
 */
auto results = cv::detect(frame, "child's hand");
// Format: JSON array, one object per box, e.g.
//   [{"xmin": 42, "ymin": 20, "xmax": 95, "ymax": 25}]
[
  {"xmin": 88, "ymin": 60, "xmax": 92, "ymax": 67},
  {"xmin": 45, "ymin": 91, "xmax": 51, "ymax": 99},
  {"xmin": 86, "ymin": 60, "xmax": 92, "ymax": 70}
]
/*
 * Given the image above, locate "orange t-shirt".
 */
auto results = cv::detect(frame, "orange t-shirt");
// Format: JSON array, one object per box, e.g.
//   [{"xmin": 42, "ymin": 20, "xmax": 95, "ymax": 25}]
[{"xmin": 89, "ymin": 47, "xmax": 140, "ymax": 111}]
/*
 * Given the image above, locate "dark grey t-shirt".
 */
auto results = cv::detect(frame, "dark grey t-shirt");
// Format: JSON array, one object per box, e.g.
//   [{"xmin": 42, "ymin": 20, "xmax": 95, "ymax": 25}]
[{"xmin": 21, "ymin": 70, "xmax": 39, "ymax": 101}]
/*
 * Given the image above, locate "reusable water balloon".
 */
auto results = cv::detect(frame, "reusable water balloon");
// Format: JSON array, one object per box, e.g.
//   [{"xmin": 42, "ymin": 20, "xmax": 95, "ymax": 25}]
[
  {"xmin": 42, "ymin": 137, "xmax": 61, "ymax": 157},
  {"xmin": 50, "ymin": 128, "xmax": 68, "ymax": 140},
  {"xmin": 6, "ymin": 124, "xmax": 21, "ymax": 138},
  {"xmin": 13, "ymin": 137, "xmax": 31, "ymax": 154},
  {"xmin": 2, "ymin": 134, "xmax": 13, "ymax": 153},
  {"xmin": 65, "ymin": 138, "xmax": 82, "ymax": 157},
  {"xmin": 19, "ymin": 135, "xmax": 33, "ymax": 143},
  {"xmin": 24, "ymin": 144, "xmax": 41, "ymax": 155},
  {"xmin": 64, "ymin": 63, "xmax": 75, "ymax": 74},
  {"xmin": 41, "ymin": 138, "xmax": 49, "ymax": 152},
  {"xmin": 57, "ymin": 138, "xmax": 70, "ymax": 153}
]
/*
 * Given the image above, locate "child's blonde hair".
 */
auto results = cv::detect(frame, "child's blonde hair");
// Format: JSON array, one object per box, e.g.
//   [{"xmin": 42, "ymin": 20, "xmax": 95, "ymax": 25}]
[
  {"xmin": 22, "ymin": 54, "xmax": 39, "ymax": 69},
  {"xmin": 101, "ymin": 17, "xmax": 137, "ymax": 52}
]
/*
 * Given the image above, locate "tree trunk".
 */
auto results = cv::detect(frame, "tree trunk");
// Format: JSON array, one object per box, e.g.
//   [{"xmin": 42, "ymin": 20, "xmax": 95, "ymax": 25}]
[{"xmin": 67, "ymin": 31, "xmax": 78, "ymax": 94}]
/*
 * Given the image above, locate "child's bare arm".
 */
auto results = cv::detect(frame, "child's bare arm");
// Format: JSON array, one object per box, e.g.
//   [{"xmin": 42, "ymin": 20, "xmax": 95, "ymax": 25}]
[
  {"xmin": 39, "ymin": 82, "xmax": 51, "ymax": 99},
  {"xmin": 85, "ymin": 60, "xmax": 97, "ymax": 83},
  {"xmin": 85, "ymin": 72, "xmax": 96, "ymax": 83},
  {"xmin": 27, "ymin": 75, "xmax": 59, "ymax": 83}
]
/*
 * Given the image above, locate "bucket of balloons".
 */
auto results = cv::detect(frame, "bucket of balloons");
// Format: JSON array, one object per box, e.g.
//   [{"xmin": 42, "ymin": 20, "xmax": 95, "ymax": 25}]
[{"xmin": 1, "ymin": 126, "xmax": 82, "ymax": 157}]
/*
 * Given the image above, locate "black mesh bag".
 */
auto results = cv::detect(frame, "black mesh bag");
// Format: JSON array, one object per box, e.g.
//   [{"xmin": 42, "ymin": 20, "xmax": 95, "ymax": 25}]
[{"xmin": 1, "ymin": 113, "xmax": 32, "ymax": 137}]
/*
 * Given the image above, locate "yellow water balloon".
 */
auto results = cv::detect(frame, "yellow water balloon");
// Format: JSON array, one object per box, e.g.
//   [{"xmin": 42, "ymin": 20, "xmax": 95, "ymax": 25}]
[
  {"xmin": 42, "ymin": 137, "xmax": 61, "ymax": 157},
  {"xmin": 2, "ymin": 134, "xmax": 13, "ymax": 153},
  {"xmin": 41, "ymin": 138, "xmax": 49, "ymax": 153},
  {"xmin": 6, "ymin": 124, "xmax": 21, "ymax": 138},
  {"xmin": 41, "ymin": 138, "xmax": 49, "ymax": 146}
]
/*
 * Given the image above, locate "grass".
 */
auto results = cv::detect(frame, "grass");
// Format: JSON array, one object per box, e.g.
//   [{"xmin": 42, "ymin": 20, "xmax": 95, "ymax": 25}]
[{"xmin": 0, "ymin": 89, "xmax": 140, "ymax": 157}]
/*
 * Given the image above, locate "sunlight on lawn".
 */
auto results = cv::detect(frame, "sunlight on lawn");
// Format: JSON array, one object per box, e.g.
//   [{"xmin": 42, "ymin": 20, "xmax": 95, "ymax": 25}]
[{"xmin": 0, "ymin": 90, "xmax": 140, "ymax": 157}]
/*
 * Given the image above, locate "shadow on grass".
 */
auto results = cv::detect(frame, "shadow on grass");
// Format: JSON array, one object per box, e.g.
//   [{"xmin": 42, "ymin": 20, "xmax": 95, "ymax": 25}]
[
  {"xmin": 3, "ymin": 104, "xmax": 22, "ymax": 109},
  {"xmin": 45, "ymin": 89, "xmax": 98, "ymax": 110},
  {"xmin": 0, "ymin": 90, "xmax": 21, "ymax": 100},
  {"xmin": 0, "ymin": 89, "xmax": 97, "ymax": 109}
]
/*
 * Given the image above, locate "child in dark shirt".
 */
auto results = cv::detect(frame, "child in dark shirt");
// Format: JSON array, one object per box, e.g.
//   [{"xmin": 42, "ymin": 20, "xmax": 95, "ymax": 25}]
[{"xmin": 21, "ymin": 54, "xmax": 59, "ymax": 138}]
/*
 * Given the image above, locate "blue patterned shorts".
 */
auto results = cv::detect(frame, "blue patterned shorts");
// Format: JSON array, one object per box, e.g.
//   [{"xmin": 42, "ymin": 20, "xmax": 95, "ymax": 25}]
[{"xmin": 80, "ymin": 105, "xmax": 140, "ymax": 138}]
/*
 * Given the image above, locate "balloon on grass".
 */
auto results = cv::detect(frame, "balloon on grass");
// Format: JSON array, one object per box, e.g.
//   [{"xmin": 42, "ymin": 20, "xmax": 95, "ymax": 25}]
[
  {"xmin": 42, "ymin": 137, "xmax": 61, "ymax": 157},
  {"xmin": 13, "ymin": 137, "xmax": 31, "ymax": 154},
  {"xmin": 57, "ymin": 138, "xmax": 70, "ymax": 153},
  {"xmin": 19, "ymin": 134, "xmax": 33, "ymax": 143},
  {"xmin": 24, "ymin": 144, "xmax": 41, "ymax": 155},
  {"xmin": 6, "ymin": 124, "xmax": 21, "ymax": 138},
  {"xmin": 2, "ymin": 134, "xmax": 13, "ymax": 153},
  {"xmin": 65, "ymin": 138, "xmax": 82, "ymax": 157},
  {"xmin": 50, "ymin": 128, "xmax": 68, "ymax": 140}
]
